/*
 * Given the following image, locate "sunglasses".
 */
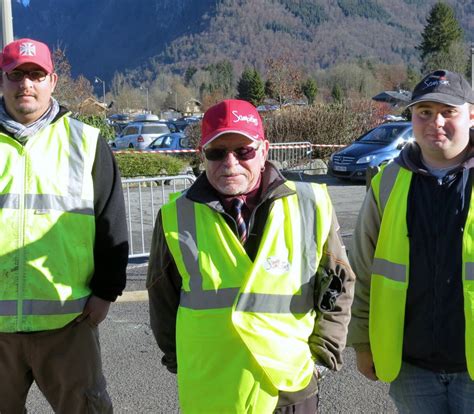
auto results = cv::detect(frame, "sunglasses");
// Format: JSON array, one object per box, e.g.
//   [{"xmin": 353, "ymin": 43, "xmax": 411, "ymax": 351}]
[
  {"xmin": 6, "ymin": 70, "xmax": 48, "ymax": 82},
  {"xmin": 203, "ymin": 145, "xmax": 259, "ymax": 161}
]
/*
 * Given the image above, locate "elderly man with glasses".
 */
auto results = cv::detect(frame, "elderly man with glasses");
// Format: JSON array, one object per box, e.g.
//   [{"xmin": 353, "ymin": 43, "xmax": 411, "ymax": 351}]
[
  {"xmin": 0, "ymin": 38, "xmax": 128, "ymax": 413},
  {"xmin": 147, "ymin": 99, "xmax": 355, "ymax": 413}
]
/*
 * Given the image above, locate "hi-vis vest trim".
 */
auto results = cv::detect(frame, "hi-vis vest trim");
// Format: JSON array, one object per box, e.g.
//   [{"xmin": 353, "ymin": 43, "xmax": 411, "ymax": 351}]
[
  {"xmin": 372, "ymin": 258, "xmax": 406, "ymax": 283},
  {"xmin": 0, "ymin": 297, "xmax": 89, "ymax": 316},
  {"xmin": 466, "ymin": 262, "xmax": 474, "ymax": 280},
  {"xmin": 369, "ymin": 162, "xmax": 474, "ymax": 382},
  {"xmin": 0, "ymin": 116, "xmax": 97, "ymax": 332},
  {"xmin": 0, "ymin": 194, "xmax": 93, "ymax": 214},
  {"xmin": 162, "ymin": 181, "xmax": 332, "ymax": 413}
]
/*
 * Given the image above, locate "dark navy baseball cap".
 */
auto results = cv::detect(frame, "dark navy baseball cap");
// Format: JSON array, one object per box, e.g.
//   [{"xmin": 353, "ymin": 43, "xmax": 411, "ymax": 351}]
[{"xmin": 407, "ymin": 70, "xmax": 474, "ymax": 107}]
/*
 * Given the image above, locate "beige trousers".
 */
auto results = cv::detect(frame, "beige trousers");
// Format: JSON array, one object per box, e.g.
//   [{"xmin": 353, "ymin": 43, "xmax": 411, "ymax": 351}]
[{"xmin": 0, "ymin": 319, "xmax": 112, "ymax": 414}]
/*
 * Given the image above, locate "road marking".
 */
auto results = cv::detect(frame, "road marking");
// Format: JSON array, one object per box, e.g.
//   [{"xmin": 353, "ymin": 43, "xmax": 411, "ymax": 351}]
[{"xmin": 117, "ymin": 290, "xmax": 148, "ymax": 302}]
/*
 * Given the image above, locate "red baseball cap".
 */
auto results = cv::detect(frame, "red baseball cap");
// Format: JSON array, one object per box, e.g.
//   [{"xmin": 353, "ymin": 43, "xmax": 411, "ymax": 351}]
[
  {"xmin": 200, "ymin": 99, "xmax": 265, "ymax": 147},
  {"xmin": 0, "ymin": 38, "xmax": 54, "ymax": 73}
]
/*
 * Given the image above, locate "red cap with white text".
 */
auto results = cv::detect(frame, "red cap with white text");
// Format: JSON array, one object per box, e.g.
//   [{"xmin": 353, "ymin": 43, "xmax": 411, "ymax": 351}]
[
  {"xmin": 0, "ymin": 38, "xmax": 54, "ymax": 73},
  {"xmin": 200, "ymin": 99, "xmax": 265, "ymax": 147}
]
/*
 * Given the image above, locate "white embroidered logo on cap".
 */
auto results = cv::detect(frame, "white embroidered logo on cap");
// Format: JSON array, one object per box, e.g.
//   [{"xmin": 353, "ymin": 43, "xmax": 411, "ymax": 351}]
[
  {"xmin": 423, "ymin": 75, "xmax": 449, "ymax": 89},
  {"xmin": 232, "ymin": 110, "xmax": 258, "ymax": 126},
  {"xmin": 19, "ymin": 42, "xmax": 36, "ymax": 56}
]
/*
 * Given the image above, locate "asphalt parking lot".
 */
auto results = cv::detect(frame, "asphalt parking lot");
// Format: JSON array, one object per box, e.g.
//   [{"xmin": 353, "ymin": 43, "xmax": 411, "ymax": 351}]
[{"xmin": 26, "ymin": 175, "xmax": 397, "ymax": 413}]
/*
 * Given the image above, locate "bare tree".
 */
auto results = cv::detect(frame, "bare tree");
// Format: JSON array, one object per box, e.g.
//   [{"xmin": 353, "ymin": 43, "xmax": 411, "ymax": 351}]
[
  {"xmin": 52, "ymin": 47, "xmax": 93, "ymax": 113},
  {"xmin": 265, "ymin": 54, "xmax": 303, "ymax": 108}
]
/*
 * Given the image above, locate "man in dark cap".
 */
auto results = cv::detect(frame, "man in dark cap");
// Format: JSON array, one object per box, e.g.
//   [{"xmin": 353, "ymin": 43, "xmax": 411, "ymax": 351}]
[{"xmin": 349, "ymin": 69, "xmax": 474, "ymax": 413}]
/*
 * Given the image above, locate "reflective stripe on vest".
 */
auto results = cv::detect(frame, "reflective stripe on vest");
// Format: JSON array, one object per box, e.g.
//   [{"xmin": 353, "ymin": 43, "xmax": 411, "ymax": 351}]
[
  {"xmin": 370, "ymin": 163, "xmax": 474, "ymax": 381},
  {"xmin": 372, "ymin": 258, "xmax": 406, "ymax": 282},
  {"xmin": 0, "ymin": 193, "xmax": 93, "ymax": 215},
  {"xmin": 0, "ymin": 116, "xmax": 97, "ymax": 331},
  {"xmin": 466, "ymin": 262, "xmax": 474, "ymax": 281},
  {"xmin": 0, "ymin": 297, "xmax": 89, "ymax": 316}
]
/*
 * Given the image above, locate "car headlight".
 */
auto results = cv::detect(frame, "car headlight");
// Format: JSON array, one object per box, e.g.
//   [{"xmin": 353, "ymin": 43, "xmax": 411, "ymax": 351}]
[{"xmin": 356, "ymin": 155, "xmax": 377, "ymax": 164}]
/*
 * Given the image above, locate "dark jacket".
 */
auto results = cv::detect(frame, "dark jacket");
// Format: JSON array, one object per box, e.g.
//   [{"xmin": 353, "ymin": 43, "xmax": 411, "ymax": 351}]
[
  {"xmin": 348, "ymin": 141, "xmax": 473, "ymax": 373},
  {"xmin": 0, "ymin": 108, "xmax": 128, "ymax": 301},
  {"xmin": 147, "ymin": 162, "xmax": 354, "ymax": 407},
  {"xmin": 398, "ymin": 143, "xmax": 472, "ymax": 372}
]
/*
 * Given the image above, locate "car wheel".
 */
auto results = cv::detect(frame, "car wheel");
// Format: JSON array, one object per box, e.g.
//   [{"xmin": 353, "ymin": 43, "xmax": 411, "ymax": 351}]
[{"xmin": 128, "ymin": 143, "xmax": 134, "ymax": 149}]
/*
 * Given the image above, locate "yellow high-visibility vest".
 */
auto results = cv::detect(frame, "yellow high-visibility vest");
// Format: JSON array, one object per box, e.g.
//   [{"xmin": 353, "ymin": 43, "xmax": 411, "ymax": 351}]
[
  {"xmin": 0, "ymin": 116, "xmax": 98, "ymax": 332},
  {"xmin": 162, "ymin": 181, "xmax": 333, "ymax": 413},
  {"xmin": 370, "ymin": 163, "xmax": 474, "ymax": 382}
]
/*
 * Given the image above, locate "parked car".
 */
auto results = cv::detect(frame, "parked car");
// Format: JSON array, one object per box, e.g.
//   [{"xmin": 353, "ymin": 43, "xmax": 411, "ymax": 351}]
[
  {"xmin": 327, "ymin": 121, "xmax": 413, "ymax": 181},
  {"xmin": 146, "ymin": 132, "xmax": 194, "ymax": 152},
  {"xmin": 112, "ymin": 116, "xmax": 171, "ymax": 150},
  {"xmin": 107, "ymin": 113, "xmax": 132, "ymax": 136}
]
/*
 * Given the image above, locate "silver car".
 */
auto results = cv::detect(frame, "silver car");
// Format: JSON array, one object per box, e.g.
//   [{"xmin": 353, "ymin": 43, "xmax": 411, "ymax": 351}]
[{"xmin": 112, "ymin": 118, "xmax": 171, "ymax": 150}]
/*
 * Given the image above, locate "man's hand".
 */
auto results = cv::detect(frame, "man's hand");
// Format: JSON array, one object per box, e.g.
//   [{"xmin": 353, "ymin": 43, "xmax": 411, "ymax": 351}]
[
  {"xmin": 76, "ymin": 295, "xmax": 111, "ymax": 326},
  {"xmin": 355, "ymin": 350, "xmax": 378, "ymax": 381}
]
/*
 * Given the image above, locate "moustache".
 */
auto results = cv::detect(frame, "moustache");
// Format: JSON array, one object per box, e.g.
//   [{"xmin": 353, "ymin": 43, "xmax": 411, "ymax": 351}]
[{"xmin": 16, "ymin": 93, "xmax": 37, "ymax": 99}]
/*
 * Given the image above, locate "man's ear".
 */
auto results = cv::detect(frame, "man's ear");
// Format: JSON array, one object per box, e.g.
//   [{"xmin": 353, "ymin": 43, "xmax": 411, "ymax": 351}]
[{"xmin": 50, "ymin": 72, "xmax": 58, "ymax": 93}]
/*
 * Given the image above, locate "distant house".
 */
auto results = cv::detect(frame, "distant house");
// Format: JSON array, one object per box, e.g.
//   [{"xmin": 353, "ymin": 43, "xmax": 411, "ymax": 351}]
[
  {"xmin": 78, "ymin": 97, "xmax": 108, "ymax": 116},
  {"xmin": 183, "ymin": 99, "xmax": 202, "ymax": 117}
]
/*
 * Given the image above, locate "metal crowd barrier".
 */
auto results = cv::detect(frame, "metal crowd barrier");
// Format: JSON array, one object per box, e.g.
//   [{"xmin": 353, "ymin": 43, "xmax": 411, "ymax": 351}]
[
  {"xmin": 122, "ymin": 175, "xmax": 196, "ymax": 258},
  {"xmin": 267, "ymin": 141, "xmax": 313, "ymax": 170}
]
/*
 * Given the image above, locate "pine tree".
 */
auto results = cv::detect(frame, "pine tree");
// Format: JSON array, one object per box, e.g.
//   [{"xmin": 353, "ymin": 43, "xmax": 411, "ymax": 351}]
[
  {"xmin": 331, "ymin": 83, "xmax": 344, "ymax": 103},
  {"xmin": 417, "ymin": 2, "xmax": 467, "ymax": 74},
  {"xmin": 301, "ymin": 78, "xmax": 318, "ymax": 105},
  {"xmin": 236, "ymin": 68, "xmax": 265, "ymax": 107}
]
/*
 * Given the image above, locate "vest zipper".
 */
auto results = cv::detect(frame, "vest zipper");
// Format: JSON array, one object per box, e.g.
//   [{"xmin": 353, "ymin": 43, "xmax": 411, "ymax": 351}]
[{"xmin": 17, "ymin": 150, "xmax": 27, "ymax": 331}]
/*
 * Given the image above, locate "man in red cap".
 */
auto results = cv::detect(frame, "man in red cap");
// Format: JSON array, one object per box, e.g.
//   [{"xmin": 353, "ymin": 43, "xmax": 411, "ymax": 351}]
[
  {"xmin": 147, "ymin": 99, "xmax": 354, "ymax": 413},
  {"xmin": 0, "ymin": 38, "xmax": 128, "ymax": 413}
]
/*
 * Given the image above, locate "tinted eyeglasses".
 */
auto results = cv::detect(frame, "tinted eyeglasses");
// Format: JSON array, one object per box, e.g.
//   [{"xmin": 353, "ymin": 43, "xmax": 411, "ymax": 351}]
[
  {"xmin": 5, "ymin": 70, "xmax": 48, "ymax": 82},
  {"xmin": 203, "ymin": 145, "xmax": 259, "ymax": 161}
]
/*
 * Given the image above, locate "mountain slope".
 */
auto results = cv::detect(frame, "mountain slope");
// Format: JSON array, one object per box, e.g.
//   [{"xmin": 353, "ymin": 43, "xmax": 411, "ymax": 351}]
[{"xmin": 11, "ymin": 0, "xmax": 473, "ymax": 82}]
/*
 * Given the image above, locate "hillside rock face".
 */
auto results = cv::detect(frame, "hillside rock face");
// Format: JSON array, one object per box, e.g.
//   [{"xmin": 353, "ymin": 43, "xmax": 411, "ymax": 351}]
[{"xmin": 11, "ymin": 0, "xmax": 473, "ymax": 82}]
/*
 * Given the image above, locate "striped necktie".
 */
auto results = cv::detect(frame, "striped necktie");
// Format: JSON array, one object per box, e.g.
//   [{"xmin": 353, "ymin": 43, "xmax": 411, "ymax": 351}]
[{"xmin": 231, "ymin": 198, "xmax": 247, "ymax": 244}]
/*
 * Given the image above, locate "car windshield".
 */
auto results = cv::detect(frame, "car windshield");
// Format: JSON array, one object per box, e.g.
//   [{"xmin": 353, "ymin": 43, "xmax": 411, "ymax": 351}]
[
  {"xmin": 142, "ymin": 125, "xmax": 169, "ymax": 134},
  {"xmin": 357, "ymin": 125, "xmax": 409, "ymax": 144}
]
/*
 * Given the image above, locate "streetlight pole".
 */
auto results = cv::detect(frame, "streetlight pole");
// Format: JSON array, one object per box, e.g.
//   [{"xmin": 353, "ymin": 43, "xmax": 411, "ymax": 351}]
[
  {"xmin": 94, "ymin": 76, "xmax": 106, "ymax": 104},
  {"xmin": 140, "ymin": 86, "xmax": 149, "ymax": 113},
  {"xmin": 1, "ymin": 0, "xmax": 14, "ymax": 49},
  {"xmin": 471, "ymin": 44, "xmax": 473, "ymax": 90}
]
